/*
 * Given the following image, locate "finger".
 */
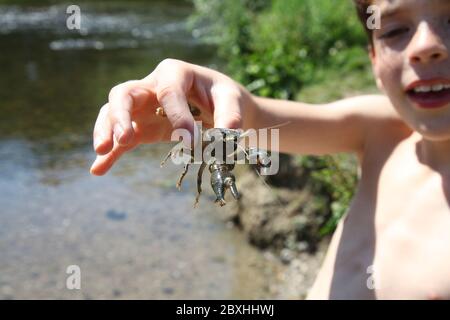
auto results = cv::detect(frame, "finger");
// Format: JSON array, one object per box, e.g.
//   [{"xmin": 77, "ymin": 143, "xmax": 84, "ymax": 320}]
[
  {"xmin": 153, "ymin": 81, "xmax": 200, "ymax": 149},
  {"xmin": 89, "ymin": 138, "xmax": 138, "ymax": 176},
  {"xmin": 108, "ymin": 80, "xmax": 144, "ymax": 146},
  {"xmin": 211, "ymin": 85, "xmax": 243, "ymax": 129},
  {"xmin": 156, "ymin": 84, "xmax": 196, "ymax": 136},
  {"xmin": 93, "ymin": 103, "xmax": 114, "ymax": 155},
  {"xmin": 146, "ymin": 59, "xmax": 197, "ymax": 138}
]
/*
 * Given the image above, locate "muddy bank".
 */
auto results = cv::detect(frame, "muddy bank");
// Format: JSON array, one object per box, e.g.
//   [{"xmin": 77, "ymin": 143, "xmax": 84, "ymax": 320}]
[{"xmin": 218, "ymin": 157, "xmax": 333, "ymax": 298}]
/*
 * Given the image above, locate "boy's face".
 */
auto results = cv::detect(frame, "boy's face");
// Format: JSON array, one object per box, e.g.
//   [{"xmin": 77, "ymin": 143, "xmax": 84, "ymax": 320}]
[{"xmin": 370, "ymin": 0, "xmax": 450, "ymax": 141}]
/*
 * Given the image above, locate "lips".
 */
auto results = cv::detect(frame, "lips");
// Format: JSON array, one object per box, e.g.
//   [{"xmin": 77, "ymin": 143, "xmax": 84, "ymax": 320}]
[{"xmin": 405, "ymin": 79, "xmax": 450, "ymax": 109}]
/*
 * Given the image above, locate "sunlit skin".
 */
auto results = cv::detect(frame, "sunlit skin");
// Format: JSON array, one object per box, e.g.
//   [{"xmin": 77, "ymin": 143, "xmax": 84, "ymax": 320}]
[
  {"xmin": 308, "ymin": 0, "xmax": 450, "ymax": 299},
  {"xmin": 90, "ymin": 0, "xmax": 450, "ymax": 299}
]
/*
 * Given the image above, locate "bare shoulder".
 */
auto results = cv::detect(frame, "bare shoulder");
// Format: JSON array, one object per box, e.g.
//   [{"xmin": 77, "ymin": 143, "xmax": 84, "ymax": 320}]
[
  {"xmin": 328, "ymin": 94, "xmax": 402, "ymax": 123},
  {"xmin": 345, "ymin": 94, "xmax": 413, "ymax": 142},
  {"xmin": 325, "ymin": 94, "xmax": 412, "ymax": 160}
]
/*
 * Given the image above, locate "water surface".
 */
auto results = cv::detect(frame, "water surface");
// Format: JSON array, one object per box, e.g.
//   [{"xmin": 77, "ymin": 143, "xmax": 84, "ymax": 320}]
[{"xmin": 0, "ymin": 1, "xmax": 283, "ymax": 299}]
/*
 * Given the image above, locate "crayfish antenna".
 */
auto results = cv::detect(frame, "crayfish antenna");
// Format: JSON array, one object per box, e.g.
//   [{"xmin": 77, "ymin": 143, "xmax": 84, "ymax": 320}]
[
  {"xmin": 160, "ymin": 152, "xmax": 172, "ymax": 167},
  {"xmin": 160, "ymin": 141, "xmax": 192, "ymax": 167},
  {"xmin": 251, "ymin": 165, "xmax": 290, "ymax": 217}
]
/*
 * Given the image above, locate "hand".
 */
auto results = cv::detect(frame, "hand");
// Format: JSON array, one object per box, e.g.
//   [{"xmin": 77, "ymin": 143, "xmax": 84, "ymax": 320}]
[{"xmin": 90, "ymin": 59, "xmax": 255, "ymax": 176}]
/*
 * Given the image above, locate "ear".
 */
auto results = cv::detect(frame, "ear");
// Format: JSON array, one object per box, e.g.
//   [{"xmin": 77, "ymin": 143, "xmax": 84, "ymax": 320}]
[{"xmin": 369, "ymin": 45, "xmax": 385, "ymax": 92}]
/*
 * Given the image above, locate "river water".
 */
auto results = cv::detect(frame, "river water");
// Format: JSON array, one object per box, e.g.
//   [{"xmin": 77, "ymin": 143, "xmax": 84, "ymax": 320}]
[{"xmin": 0, "ymin": 1, "xmax": 284, "ymax": 299}]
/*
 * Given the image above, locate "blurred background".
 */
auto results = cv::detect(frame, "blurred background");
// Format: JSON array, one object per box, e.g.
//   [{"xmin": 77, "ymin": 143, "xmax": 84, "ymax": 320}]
[{"xmin": 0, "ymin": 0, "xmax": 377, "ymax": 299}]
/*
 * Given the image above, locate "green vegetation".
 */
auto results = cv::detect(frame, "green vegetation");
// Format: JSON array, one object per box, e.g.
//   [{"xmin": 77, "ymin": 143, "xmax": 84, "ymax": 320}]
[
  {"xmin": 190, "ymin": 0, "xmax": 378, "ymax": 235},
  {"xmin": 0, "ymin": 0, "xmax": 190, "ymax": 4}
]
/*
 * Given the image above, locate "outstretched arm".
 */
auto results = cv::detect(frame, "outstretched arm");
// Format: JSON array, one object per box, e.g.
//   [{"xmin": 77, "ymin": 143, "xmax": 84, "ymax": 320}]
[
  {"xmin": 90, "ymin": 57, "xmax": 400, "ymax": 176},
  {"xmin": 248, "ymin": 94, "xmax": 401, "ymax": 157}
]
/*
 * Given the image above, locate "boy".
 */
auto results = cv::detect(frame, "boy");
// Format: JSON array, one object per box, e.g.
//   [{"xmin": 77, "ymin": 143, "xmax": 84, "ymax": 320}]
[{"xmin": 90, "ymin": 0, "xmax": 450, "ymax": 299}]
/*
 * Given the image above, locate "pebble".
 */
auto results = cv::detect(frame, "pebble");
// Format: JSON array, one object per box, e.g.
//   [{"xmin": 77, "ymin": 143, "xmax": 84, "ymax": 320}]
[
  {"xmin": 162, "ymin": 287, "xmax": 174, "ymax": 295},
  {"xmin": 297, "ymin": 241, "xmax": 309, "ymax": 252},
  {"xmin": 112, "ymin": 289, "xmax": 121, "ymax": 297},
  {"xmin": 280, "ymin": 249, "xmax": 295, "ymax": 264}
]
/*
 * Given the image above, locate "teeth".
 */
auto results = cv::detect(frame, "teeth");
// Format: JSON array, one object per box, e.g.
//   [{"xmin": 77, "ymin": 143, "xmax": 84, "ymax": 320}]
[
  {"xmin": 412, "ymin": 83, "xmax": 450, "ymax": 93},
  {"xmin": 414, "ymin": 86, "xmax": 431, "ymax": 93}
]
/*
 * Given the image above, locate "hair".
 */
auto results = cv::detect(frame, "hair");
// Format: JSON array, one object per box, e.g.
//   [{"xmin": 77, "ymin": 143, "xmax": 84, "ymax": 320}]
[{"xmin": 353, "ymin": 0, "xmax": 374, "ymax": 45}]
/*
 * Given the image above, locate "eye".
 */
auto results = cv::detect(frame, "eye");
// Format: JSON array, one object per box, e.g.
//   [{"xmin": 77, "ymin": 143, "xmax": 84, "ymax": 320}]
[{"xmin": 378, "ymin": 27, "xmax": 409, "ymax": 39}]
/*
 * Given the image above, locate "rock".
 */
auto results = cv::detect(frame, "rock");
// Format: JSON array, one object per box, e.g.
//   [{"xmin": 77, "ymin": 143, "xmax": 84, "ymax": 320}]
[
  {"xmin": 297, "ymin": 241, "xmax": 309, "ymax": 252},
  {"xmin": 106, "ymin": 209, "xmax": 127, "ymax": 221},
  {"xmin": 228, "ymin": 167, "xmax": 327, "ymax": 252},
  {"xmin": 112, "ymin": 289, "xmax": 121, "ymax": 297},
  {"xmin": 162, "ymin": 287, "xmax": 174, "ymax": 295},
  {"xmin": 280, "ymin": 249, "xmax": 295, "ymax": 264}
]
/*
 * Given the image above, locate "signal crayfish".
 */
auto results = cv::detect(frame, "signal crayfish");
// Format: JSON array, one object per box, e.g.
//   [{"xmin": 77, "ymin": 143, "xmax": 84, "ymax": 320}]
[{"xmin": 156, "ymin": 106, "xmax": 278, "ymax": 207}]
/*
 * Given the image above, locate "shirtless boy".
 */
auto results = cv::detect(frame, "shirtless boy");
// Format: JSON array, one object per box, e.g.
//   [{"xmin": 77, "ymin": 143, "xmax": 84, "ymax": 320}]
[{"xmin": 90, "ymin": 0, "xmax": 450, "ymax": 299}]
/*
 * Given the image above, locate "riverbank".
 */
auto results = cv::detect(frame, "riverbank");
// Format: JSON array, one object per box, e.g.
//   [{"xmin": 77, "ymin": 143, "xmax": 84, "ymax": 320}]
[
  {"xmin": 214, "ymin": 166, "xmax": 330, "ymax": 299},
  {"xmin": 217, "ymin": 77, "xmax": 378, "ymax": 298}
]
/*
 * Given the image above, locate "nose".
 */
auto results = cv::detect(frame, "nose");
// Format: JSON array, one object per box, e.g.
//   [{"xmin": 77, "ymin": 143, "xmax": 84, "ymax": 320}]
[{"xmin": 408, "ymin": 23, "xmax": 448, "ymax": 64}]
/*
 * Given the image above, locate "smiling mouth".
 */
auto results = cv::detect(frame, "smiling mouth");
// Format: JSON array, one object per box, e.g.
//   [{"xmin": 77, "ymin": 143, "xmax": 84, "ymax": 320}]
[{"xmin": 406, "ymin": 81, "xmax": 450, "ymax": 109}]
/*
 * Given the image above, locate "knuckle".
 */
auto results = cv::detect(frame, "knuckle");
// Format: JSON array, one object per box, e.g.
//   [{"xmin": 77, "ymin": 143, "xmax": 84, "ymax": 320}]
[
  {"xmin": 157, "ymin": 58, "xmax": 183, "ymax": 71},
  {"xmin": 107, "ymin": 104, "xmax": 122, "ymax": 123},
  {"xmin": 155, "ymin": 59, "xmax": 189, "ymax": 82},
  {"xmin": 108, "ymin": 84, "xmax": 123, "ymax": 101},
  {"xmin": 99, "ymin": 103, "xmax": 110, "ymax": 114},
  {"xmin": 169, "ymin": 111, "xmax": 188, "ymax": 129},
  {"xmin": 157, "ymin": 84, "xmax": 180, "ymax": 103},
  {"xmin": 211, "ymin": 84, "xmax": 242, "ymax": 100},
  {"xmin": 108, "ymin": 81, "xmax": 135, "ymax": 101}
]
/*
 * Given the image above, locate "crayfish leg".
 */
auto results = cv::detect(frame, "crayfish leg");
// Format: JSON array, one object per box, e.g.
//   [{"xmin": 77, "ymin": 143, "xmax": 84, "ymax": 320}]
[
  {"xmin": 176, "ymin": 163, "xmax": 190, "ymax": 190},
  {"xmin": 160, "ymin": 141, "xmax": 188, "ymax": 167},
  {"xmin": 194, "ymin": 162, "xmax": 207, "ymax": 208}
]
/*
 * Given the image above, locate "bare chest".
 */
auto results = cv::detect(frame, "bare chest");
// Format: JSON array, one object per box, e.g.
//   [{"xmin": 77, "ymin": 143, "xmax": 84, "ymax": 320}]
[
  {"xmin": 365, "ymin": 142, "xmax": 450, "ymax": 299},
  {"xmin": 310, "ymin": 135, "xmax": 450, "ymax": 299}
]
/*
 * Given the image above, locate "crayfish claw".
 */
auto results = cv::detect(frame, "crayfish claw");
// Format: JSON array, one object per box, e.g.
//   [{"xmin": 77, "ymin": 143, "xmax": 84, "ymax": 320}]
[
  {"xmin": 228, "ymin": 179, "xmax": 240, "ymax": 200},
  {"xmin": 215, "ymin": 198, "xmax": 227, "ymax": 207}
]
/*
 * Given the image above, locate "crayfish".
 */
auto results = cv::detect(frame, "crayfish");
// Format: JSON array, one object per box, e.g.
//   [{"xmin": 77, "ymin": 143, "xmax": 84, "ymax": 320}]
[{"xmin": 157, "ymin": 106, "xmax": 272, "ymax": 207}]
